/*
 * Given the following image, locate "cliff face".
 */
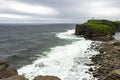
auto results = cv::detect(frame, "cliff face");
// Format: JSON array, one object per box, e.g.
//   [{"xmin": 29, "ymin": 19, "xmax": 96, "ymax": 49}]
[{"xmin": 75, "ymin": 19, "xmax": 120, "ymax": 41}]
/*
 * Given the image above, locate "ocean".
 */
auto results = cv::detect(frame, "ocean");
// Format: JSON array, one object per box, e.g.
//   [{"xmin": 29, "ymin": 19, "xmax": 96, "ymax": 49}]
[{"xmin": 0, "ymin": 24, "xmax": 98, "ymax": 80}]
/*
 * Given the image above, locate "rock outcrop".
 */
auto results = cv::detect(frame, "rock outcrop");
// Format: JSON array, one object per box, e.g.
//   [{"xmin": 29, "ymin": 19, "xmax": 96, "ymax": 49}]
[
  {"xmin": 0, "ymin": 75, "xmax": 28, "ymax": 80},
  {"xmin": 33, "ymin": 75, "xmax": 61, "ymax": 80},
  {"xmin": 75, "ymin": 19, "xmax": 120, "ymax": 41},
  {"xmin": 75, "ymin": 24, "xmax": 113, "ymax": 41},
  {"xmin": 91, "ymin": 41, "xmax": 120, "ymax": 80},
  {"xmin": 0, "ymin": 61, "xmax": 18, "ymax": 79},
  {"xmin": 0, "ymin": 61, "xmax": 61, "ymax": 80}
]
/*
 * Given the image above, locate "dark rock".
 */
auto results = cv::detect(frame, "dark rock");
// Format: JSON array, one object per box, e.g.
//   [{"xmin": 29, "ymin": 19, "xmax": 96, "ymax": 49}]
[
  {"xmin": 93, "ymin": 73, "xmax": 100, "ymax": 77},
  {"xmin": 0, "ymin": 61, "xmax": 18, "ymax": 79},
  {"xmin": 0, "ymin": 75, "xmax": 28, "ymax": 80},
  {"xmin": 75, "ymin": 24, "xmax": 114, "ymax": 41},
  {"xmin": 33, "ymin": 75, "xmax": 61, "ymax": 80},
  {"xmin": 113, "ymin": 42, "xmax": 120, "ymax": 46},
  {"xmin": 89, "ymin": 68, "xmax": 93, "ymax": 72},
  {"xmin": 85, "ymin": 63, "xmax": 94, "ymax": 66},
  {"xmin": 75, "ymin": 24, "xmax": 87, "ymax": 35}
]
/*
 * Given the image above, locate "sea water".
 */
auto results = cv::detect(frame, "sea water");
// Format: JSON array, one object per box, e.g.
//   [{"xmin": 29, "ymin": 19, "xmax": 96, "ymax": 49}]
[
  {"xmin": 18, "ymin": 28, "xmax": 98, "ymax": 80},
  {"xmin": 0, "ymin": 24, "xmax": 98, "ymax": 80}
]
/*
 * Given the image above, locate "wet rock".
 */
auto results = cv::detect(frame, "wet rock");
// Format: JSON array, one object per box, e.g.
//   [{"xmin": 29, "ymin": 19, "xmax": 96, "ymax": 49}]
[
  {"xmin": 0, "ymin": 75, "xmax": 28, "ymax": 80},
  {"xmin": 85, "ymin": 71, "xmax": 91, "ymax": 74},
  {"xmin": 113, "ymin": 42, "xmax": 120, "ymax": 46},
  {"xmin": 0, "ymin": 61, "xmax": 18, "ymax": 79},
  {"xmin": 89, "ymin": 67, "xmax": 93, "ymax": 72},
  {"xmin": 85, "ymin": 63, "xmax": 94, "ymax": 66},
  {"xmin": 33, "ymin": 75, "xmax": 61, "ymax": 80}
]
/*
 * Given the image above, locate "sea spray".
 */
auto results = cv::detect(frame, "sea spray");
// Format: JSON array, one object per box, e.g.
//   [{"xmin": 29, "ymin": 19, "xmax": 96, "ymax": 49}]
[{"xmin": 18, "ymin": 29, "xmax": 98, "ymax": 80}]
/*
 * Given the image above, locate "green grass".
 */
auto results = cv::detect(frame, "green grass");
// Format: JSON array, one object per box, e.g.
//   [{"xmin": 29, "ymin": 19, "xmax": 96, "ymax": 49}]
[
  {"xmin": 80, "ymin": 19, "xmax": 120, "ymax": 35},
  {"xmin": 84, "ymin": 23, "xmax": 113, "ymax": 35}
]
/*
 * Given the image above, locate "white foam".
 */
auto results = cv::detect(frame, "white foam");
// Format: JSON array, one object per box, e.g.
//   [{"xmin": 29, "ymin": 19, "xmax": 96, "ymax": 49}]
[
  {"xmin": 56, "ymin": 29, "xmax": 83, "ymax": 40},
  {"xmin": 18, "ymin": 29, "xmax": 98, "ymax": 80}
]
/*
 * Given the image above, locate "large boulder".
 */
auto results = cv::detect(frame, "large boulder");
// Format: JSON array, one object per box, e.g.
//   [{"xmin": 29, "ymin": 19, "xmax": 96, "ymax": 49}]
[
  {"xmin": 0, "ymin": 75, "xmax": 28, "ymax": 80},
  {"xmin": 33, "ymin": 75, "xmax": 61, "ymax": 80},
  {"xmin": 0, "ymin": 61, "xmax": 18, "ymax": 79},
  {"xmin": 103, "ymin": 69, "xmax": 120, "ymax": 80}
]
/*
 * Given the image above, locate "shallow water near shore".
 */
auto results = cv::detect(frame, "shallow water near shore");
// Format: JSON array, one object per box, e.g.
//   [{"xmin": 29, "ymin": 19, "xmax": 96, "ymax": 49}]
[
  {"xmin": 0, "ymin": 24, "xmax": 98, "ymax": 80},
  {"xmin": 114, "ymin": 32, "xmax": 120, "ymax": 40},
  {"xmin": 0, "ymin": 24, "xmax": 75, "ymax": 68},
  {"xmin": 18, "ymin": 29, "xmax": 98, "ymax": 80}
]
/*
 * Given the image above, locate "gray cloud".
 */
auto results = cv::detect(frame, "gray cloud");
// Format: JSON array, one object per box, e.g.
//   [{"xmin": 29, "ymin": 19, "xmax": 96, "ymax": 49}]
[{"xmin": 0, "ymin": 0, "xmax": 120, "ymax": 23}]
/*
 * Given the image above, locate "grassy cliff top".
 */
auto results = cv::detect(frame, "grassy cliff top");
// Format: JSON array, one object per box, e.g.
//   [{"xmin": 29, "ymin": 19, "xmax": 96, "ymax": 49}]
[{"xmin": 81, "ymin": 19, "xmax": 120, "ymax": 35}]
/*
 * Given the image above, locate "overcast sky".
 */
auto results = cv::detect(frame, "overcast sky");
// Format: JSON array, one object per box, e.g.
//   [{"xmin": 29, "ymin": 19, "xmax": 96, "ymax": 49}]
[{"xmin": 0, "ymin": 0, "xmax": 120, "ymax": 23}]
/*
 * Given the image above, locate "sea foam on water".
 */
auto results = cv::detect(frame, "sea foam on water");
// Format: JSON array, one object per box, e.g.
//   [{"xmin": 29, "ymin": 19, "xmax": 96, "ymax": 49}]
[{"xmin": 18, "ymin": 29, "xmax": 98, "ymax": 80}]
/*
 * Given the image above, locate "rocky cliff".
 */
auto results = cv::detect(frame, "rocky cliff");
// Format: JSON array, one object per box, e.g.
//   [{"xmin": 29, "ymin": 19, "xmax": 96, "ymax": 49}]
[
  {"xmin": 75, "ymin": 19, "xmax": 120, "ymax": 80},
  {"xmin": 75, "ymin": 19, "xmax": 120, "ymax": 41}
]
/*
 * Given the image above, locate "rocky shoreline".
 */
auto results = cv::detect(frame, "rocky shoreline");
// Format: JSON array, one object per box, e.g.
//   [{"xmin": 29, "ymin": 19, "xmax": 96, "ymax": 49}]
[
  {"xmin": 1, "ymin": 41, "xmax": 120, "ymax": 80},
  {"xmin": 1, "ymin": 19, "xmax": 120, "ymax": 80},
  {"xmin": 89, "ymin": 41, "xmax": 120, "ymax": 80},
  {"xmin": 75, "ymin": 19, "xmax": 120, "ymax": 80},
  {"xmin": 1, "ymin": 42, "xmax": 120, "ymax": 80},
  {"xmin": 0, "ymin": 61, "xmax": 60, "ymax": 80}
]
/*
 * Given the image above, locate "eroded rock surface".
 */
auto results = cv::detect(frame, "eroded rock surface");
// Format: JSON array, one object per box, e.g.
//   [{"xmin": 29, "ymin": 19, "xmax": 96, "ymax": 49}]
[
  {"xmin": 0, "ymin": 61, "xmax": 18, "ymax": 79},
  {"xmin": 33, "ymin": 75, "xmax": 61, "ymax": 80},
  {"xmin": 103, "ymin": 69, "xmax": 120, "ymax": 80},
  {"xmin": 91, "ymin": 41, "xmax": 120, "ymax": 80},
  {"xmin": 0, "ymin": 75, "xmax": 28, "ymax": 80}
]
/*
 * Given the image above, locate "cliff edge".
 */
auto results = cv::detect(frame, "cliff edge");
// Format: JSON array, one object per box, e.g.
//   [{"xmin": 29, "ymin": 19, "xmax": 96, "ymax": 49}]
[{"xmin": 75, "ymin": 19, "xmax": 120, "ymax": 41}]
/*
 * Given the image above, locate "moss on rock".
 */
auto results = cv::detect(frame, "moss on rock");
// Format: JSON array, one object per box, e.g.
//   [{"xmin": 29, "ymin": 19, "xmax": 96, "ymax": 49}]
[{"xmin": 75, "ymin": 19, "xmax": 120, "ymax": 41}]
